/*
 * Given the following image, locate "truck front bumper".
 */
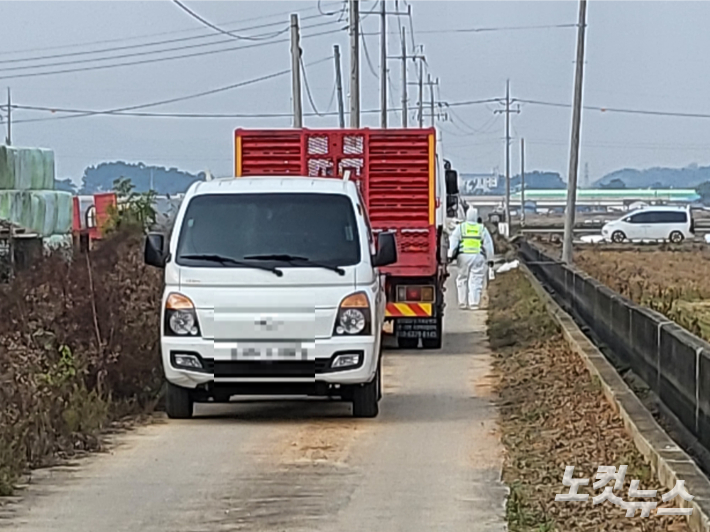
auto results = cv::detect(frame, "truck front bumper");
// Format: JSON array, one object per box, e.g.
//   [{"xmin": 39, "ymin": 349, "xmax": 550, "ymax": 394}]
[{"xmin": 162, "ymin": 336, "xmax": 378, "ymax": 390}]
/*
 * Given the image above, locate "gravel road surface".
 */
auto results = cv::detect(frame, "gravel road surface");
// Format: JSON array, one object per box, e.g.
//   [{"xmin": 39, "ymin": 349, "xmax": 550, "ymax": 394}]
[{"xmin": 0, "ymin": 286, "xmax": 507, "ymax": 532}]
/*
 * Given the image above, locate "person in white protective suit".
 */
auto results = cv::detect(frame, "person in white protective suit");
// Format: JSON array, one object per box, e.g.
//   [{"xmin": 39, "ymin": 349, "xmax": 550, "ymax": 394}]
[{"xmin": 447, "ymin": 207, "xmax": 495, "ymax": 310}]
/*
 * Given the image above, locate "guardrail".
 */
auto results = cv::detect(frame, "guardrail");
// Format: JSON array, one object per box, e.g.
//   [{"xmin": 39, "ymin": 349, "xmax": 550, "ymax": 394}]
[{"xmin": 519, "ymin": 239, "xmax": 710, "ymax": 457}]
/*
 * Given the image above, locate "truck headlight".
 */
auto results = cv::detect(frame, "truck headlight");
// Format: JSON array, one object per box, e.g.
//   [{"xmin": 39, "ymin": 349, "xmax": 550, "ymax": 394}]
[
  {"xmin": 164, "ymin": 293, "xmax": 201, "ymax": 337},
  {"xmin": 338, "ymin": 309, "xmax": 366, "ymax": 334},
  {"xmin": 169, "ymin": 311, "xmax": 197, "ymax": 336},
  {"xmin": 334, "ymin": 292, "xmax": 371, "ymax": 336}
]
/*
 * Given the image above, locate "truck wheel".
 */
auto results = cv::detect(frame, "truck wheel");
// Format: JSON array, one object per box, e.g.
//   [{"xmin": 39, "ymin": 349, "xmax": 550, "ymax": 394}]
[
  {"xmin": 166, "ymin": 382, "xmax": 194, "ymax": 419},
  {"xmin": 422, "ymin": 335, "xmax": 442, "ymax": 349},
  {"xmin": 352, "ymin": 369, "xmax": 380, "ymax": 418},
  {"xmin": 376, "ymin": 352, "xmax": 383, "ymax": 401},
  {"xmin": 397, "ymin": 337, "xmax": 418, "ymax": 349}
]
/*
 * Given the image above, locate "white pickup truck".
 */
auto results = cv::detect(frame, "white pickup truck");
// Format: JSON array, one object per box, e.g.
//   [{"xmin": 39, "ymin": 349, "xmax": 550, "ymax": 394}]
[{"xmin": 144, "ymin": 176, "xmax": 398, "ymax": 419}]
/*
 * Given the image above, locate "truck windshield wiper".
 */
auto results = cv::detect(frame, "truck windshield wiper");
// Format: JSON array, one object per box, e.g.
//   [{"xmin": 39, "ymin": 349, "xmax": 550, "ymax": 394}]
[
  {"xmin": 244, "ymin": 254, "xmax": 345, "ymax": 276},
  {"xmin": 180, "ymin": 254, "xmax": 283, "ymax": 277}
]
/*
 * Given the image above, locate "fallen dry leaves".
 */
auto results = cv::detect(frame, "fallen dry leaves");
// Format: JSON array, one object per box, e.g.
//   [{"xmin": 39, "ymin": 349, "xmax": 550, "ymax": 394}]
[{"xmin": 488, "ymin": 269, "xmax": 690, "ymax": 531}]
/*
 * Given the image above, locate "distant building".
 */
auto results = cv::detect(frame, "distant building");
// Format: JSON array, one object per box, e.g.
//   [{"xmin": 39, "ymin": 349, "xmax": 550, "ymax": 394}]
[{"xmin": 459, "ymin": 172, "xmax": 500, "ymax": 195}]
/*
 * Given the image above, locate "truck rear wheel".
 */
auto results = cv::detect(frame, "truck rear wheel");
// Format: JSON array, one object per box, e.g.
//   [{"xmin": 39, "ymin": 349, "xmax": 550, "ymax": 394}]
[
  {"xmin": 352, "ymin": 369, "xmax": 380, "ymax": 418},
  {"xmin": 421, "ymin": 317, "xmax": 443, "ymax": 349},
  {"xmin": 422, "ymin": 336, "xmax": 442, "ymax": 349},
  {"xmin": 397, "ymin": 337, "xmax": 419, "ymax": 349},
  {"xmin": 166, "ymin": 382, "xmax": 194, "ymax": 419}
]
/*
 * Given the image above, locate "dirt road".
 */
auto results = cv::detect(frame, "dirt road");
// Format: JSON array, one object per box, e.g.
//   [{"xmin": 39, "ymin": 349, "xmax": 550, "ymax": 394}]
[{"xmin": 0, "ymin": 292, "xmax": 507, "ymax": 532}]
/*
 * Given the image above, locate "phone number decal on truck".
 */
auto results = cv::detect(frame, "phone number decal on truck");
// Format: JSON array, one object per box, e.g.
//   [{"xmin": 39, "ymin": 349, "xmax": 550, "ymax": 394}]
[{"xmin": 395, "ymin": 318, "xmax": 439, "ymax": 339}]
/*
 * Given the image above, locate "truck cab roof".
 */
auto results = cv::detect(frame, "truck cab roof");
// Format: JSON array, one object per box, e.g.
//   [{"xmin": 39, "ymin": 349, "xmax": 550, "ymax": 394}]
[{"xmin": 186, "ymin": 176, "xmax": 357, "ymax": 199}]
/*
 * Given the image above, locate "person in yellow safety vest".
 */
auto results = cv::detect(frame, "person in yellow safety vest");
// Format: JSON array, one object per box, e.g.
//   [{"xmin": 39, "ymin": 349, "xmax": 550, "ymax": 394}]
[{"xmin": 447, "ymin": 207, "xmax": 495, "ymax": 310}]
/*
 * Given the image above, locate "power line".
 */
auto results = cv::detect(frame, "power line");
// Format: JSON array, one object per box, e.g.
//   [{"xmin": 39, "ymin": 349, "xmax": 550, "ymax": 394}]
[
  {"xmin": 0, "ymin": 2, "xmax": 344, "ymax": 57},
  {"xmin": 300, "ymin": 55, "xmax": 327, "ymax": 117},
  {"xmin": 12, "ymin": 56, "xmax": 334, "ymax": 124},
  {"xmin": 360, "ymin": 30, "xmax": 379, "ymax": 79},
  {"xmin": 172, "ymin": 0, "xmax": 291, "ymax": 41},
  {"xmin": 0, "ymin": 19, "xmax": 338, "ymax": 74},
  {"xmin": 519, "ymin": 98, "xmax": 710, "ymax": 120},
  {"xmin": 11, "ymin": 93, "xmax": 500, "ymax": 124},
  {"xmin": 0, "ymin": 15, "xmax": 333, "ymax": 67},
  {"xmin": 325, "ymin": 82, "xmax": 338, "ymax": 113},
  {"xmin": 318, "ymin": 0, "xmax": 348, "ymax": 19},
  {"xmin": 0, "ymin": 27, "xmax": 343, "ymax": 81},
  {"xmin": 417, "ymin": 23, "xmax": 578, "ymax": 34}
]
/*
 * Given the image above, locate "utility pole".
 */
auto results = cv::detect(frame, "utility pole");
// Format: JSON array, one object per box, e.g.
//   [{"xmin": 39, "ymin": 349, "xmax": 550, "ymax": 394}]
[
  {"xmin": 349, "ymin": 0, "xmax": 360, "ymax": 128},
  {"xmin": 521, "ymin": 138, "xmax": 526, "ymax": 226},
  {"xmin": 505, "ymin": 81, "xmax": 511, "ymax": 230},
  {"xmin": 417, "ymin": 59, "xmax": 424, "ymax": 127},
  {"xmin": 380, "ymin": 0, "xmax": 387, "ymax": 128},
  {"xmin": 5, "ymin": 88, "xmax": 11, "ymax": 146},
  {"xmin": 400, "ymin": 28, "xmax": 407, "ymax": 127},
  {"xmin": 290, "ymin": 14, "xmax": 302, "ymax": 128},
  {"xmin": 428, "ymin": 75, "xmax": 438, "ymax": 127},
  {"xmin": 334, "ymin": 45, "xmax": 345, "ymax": 128},
  {"xmin": 494, "ymin": 80, "xmax": 519, "ymax": 235},
  {"xmin": 562, "ymin": 0, "xmax": 588, "ymax": 265}
]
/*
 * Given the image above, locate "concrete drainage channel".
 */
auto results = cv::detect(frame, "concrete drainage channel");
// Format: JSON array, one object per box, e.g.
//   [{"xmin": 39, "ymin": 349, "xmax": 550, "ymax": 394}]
[{"xmin": 518, "ymin": 240, "xmax": 710, "ymax": 531}]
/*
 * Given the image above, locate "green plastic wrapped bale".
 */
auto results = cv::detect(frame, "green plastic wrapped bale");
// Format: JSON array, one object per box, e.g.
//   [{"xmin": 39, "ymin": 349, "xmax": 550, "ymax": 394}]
[
  {"xmin": 0, "ymin": 146, "xmax": 55, "ymax": 190},
  {"xmin": 0, "ymin": 190, "xmax": 73, "ymax": 236},
  {"xmin": 53, "ymin": 192, "xmax": 73, "ymax": 234}
]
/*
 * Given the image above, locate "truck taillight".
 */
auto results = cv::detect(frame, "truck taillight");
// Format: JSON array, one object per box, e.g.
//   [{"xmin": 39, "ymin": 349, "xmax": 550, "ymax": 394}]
[{"xmin": 396, "ymin": 285, "xmax": 435, "ymax": 302}]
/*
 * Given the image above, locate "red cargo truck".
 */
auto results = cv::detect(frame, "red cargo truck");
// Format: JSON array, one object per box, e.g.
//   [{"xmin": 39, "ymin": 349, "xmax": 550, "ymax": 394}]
[{"xmin": 234, "ymin": 128, "xmax": 453, "ymax": 349}]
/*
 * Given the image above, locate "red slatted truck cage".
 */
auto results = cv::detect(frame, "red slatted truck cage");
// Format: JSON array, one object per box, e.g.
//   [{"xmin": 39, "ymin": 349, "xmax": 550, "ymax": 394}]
[{"xmin": 234, "ymin": 128, "xmax": 449, "ymax": 349}]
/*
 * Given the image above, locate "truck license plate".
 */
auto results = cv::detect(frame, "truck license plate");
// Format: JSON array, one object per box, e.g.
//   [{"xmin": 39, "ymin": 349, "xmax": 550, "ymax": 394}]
[
  {"xmin": 230, "ymin": 344, "xmax": 309, "ymax": 360},
  {"xmin": 396, "ymin": 318, "xmax": 439, "ymax": 339}
]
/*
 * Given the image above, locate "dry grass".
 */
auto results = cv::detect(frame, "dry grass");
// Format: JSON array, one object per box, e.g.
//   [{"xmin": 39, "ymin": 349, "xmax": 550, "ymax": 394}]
[
  {"xmin": 527, "ymin": 239, "xmax": 710, "ymax": 342},
  {"xmin": 0, "ymin": 228, "xmax": 163, "ymax": 495},
  {"xmin": 574, "ymin": 246, "xmax": 710, "ymax": 341},
  {"xmin": 489, "ymin": 269, "xmax": 689, "ymax": 531}
]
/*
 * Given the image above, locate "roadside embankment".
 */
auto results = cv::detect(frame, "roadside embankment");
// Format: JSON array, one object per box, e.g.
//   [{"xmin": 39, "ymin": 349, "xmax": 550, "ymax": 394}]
[
  {"xmin": 488, "ymin": 269, "xmax": 689, "ymax": 531},
  {"xmin": 0, "ymin": 229, "xmax": 162, "ymax": 495}
]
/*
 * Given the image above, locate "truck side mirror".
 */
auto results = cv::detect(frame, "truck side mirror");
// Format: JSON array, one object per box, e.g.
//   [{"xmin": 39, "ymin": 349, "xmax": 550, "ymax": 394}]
[
  {"xmin": 445, "ymin": 169, "xmax": 459, "ymax": 195},
  {"xmin": 145, "ymin": 233, "xmax": 166, "ymax": 268},
  {"xmin": 372, "ymin": 232, "xmax": 397, "ymax": 267}
]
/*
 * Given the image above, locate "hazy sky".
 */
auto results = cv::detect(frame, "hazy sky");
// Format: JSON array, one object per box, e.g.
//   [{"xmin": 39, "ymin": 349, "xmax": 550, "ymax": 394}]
[{"xmin": 2, "ymin": 1, "xmax": 710, "ymax": 184}]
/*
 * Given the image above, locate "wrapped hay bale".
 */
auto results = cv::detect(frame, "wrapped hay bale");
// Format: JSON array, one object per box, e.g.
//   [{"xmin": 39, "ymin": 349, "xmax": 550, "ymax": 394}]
[{"xmin": 0, "ymin": 146, "xmax": 55, "ymax": 190}]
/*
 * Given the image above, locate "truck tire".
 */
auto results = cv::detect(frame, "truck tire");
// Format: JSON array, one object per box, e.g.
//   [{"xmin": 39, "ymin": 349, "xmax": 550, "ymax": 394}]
[
  {"xmin": 352, "ymin": 369, "xmax": 380, "ymax": 418},
  {"xmin": 397, "ymin": 337, "xmax": 418, "ymax": 349},
  {"xmin": 422, "ymin": 317, "xmax": 443, "ymax": 349},
  {"xmin": 376, "ymin": 352, "xmax": 383, "ymax": 401},
  {"xmin": 166, "ymin": 382, "xmax": 194, "ymax": 419},
  {"xmin": 422, "ymin": 335, "xmax": 442, "ymax": 349}
]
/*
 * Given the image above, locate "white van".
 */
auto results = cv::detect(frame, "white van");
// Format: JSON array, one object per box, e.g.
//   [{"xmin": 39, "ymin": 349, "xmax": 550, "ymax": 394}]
[
  {"xmin": 601, "ymin": 206, "xmax": 694, "ymax": 243},
  {"xmin": 144, "ymin": 176, "xmax": 397, "ymax": 419}
]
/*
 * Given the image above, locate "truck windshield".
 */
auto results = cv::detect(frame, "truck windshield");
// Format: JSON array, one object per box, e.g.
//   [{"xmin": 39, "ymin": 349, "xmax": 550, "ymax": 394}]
[{"xmin": 175, "ymin": 193, "xmax": 361, "ymax": 268}]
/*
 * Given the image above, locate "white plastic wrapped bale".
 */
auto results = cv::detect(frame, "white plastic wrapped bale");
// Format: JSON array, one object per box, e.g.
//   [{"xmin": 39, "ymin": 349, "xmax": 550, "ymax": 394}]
[
  {"xmin": 0, "ymin": 190, "xmax": 73, "ymax": 236},
  {"xmin": 0, "ymin": 146, "xmax": 55, "ymax": 190}
]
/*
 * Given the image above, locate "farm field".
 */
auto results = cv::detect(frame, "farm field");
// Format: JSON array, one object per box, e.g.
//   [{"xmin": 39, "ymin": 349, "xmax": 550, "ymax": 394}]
[{"xmin": 532, "ymin": 239, "xmax": 710, "ymax": 342}]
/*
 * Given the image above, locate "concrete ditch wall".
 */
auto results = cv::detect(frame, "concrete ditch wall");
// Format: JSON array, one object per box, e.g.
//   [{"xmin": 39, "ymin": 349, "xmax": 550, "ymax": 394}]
[{"xmin": 519, "ymin": 240, "xmax": 710, "ymax": 457}]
